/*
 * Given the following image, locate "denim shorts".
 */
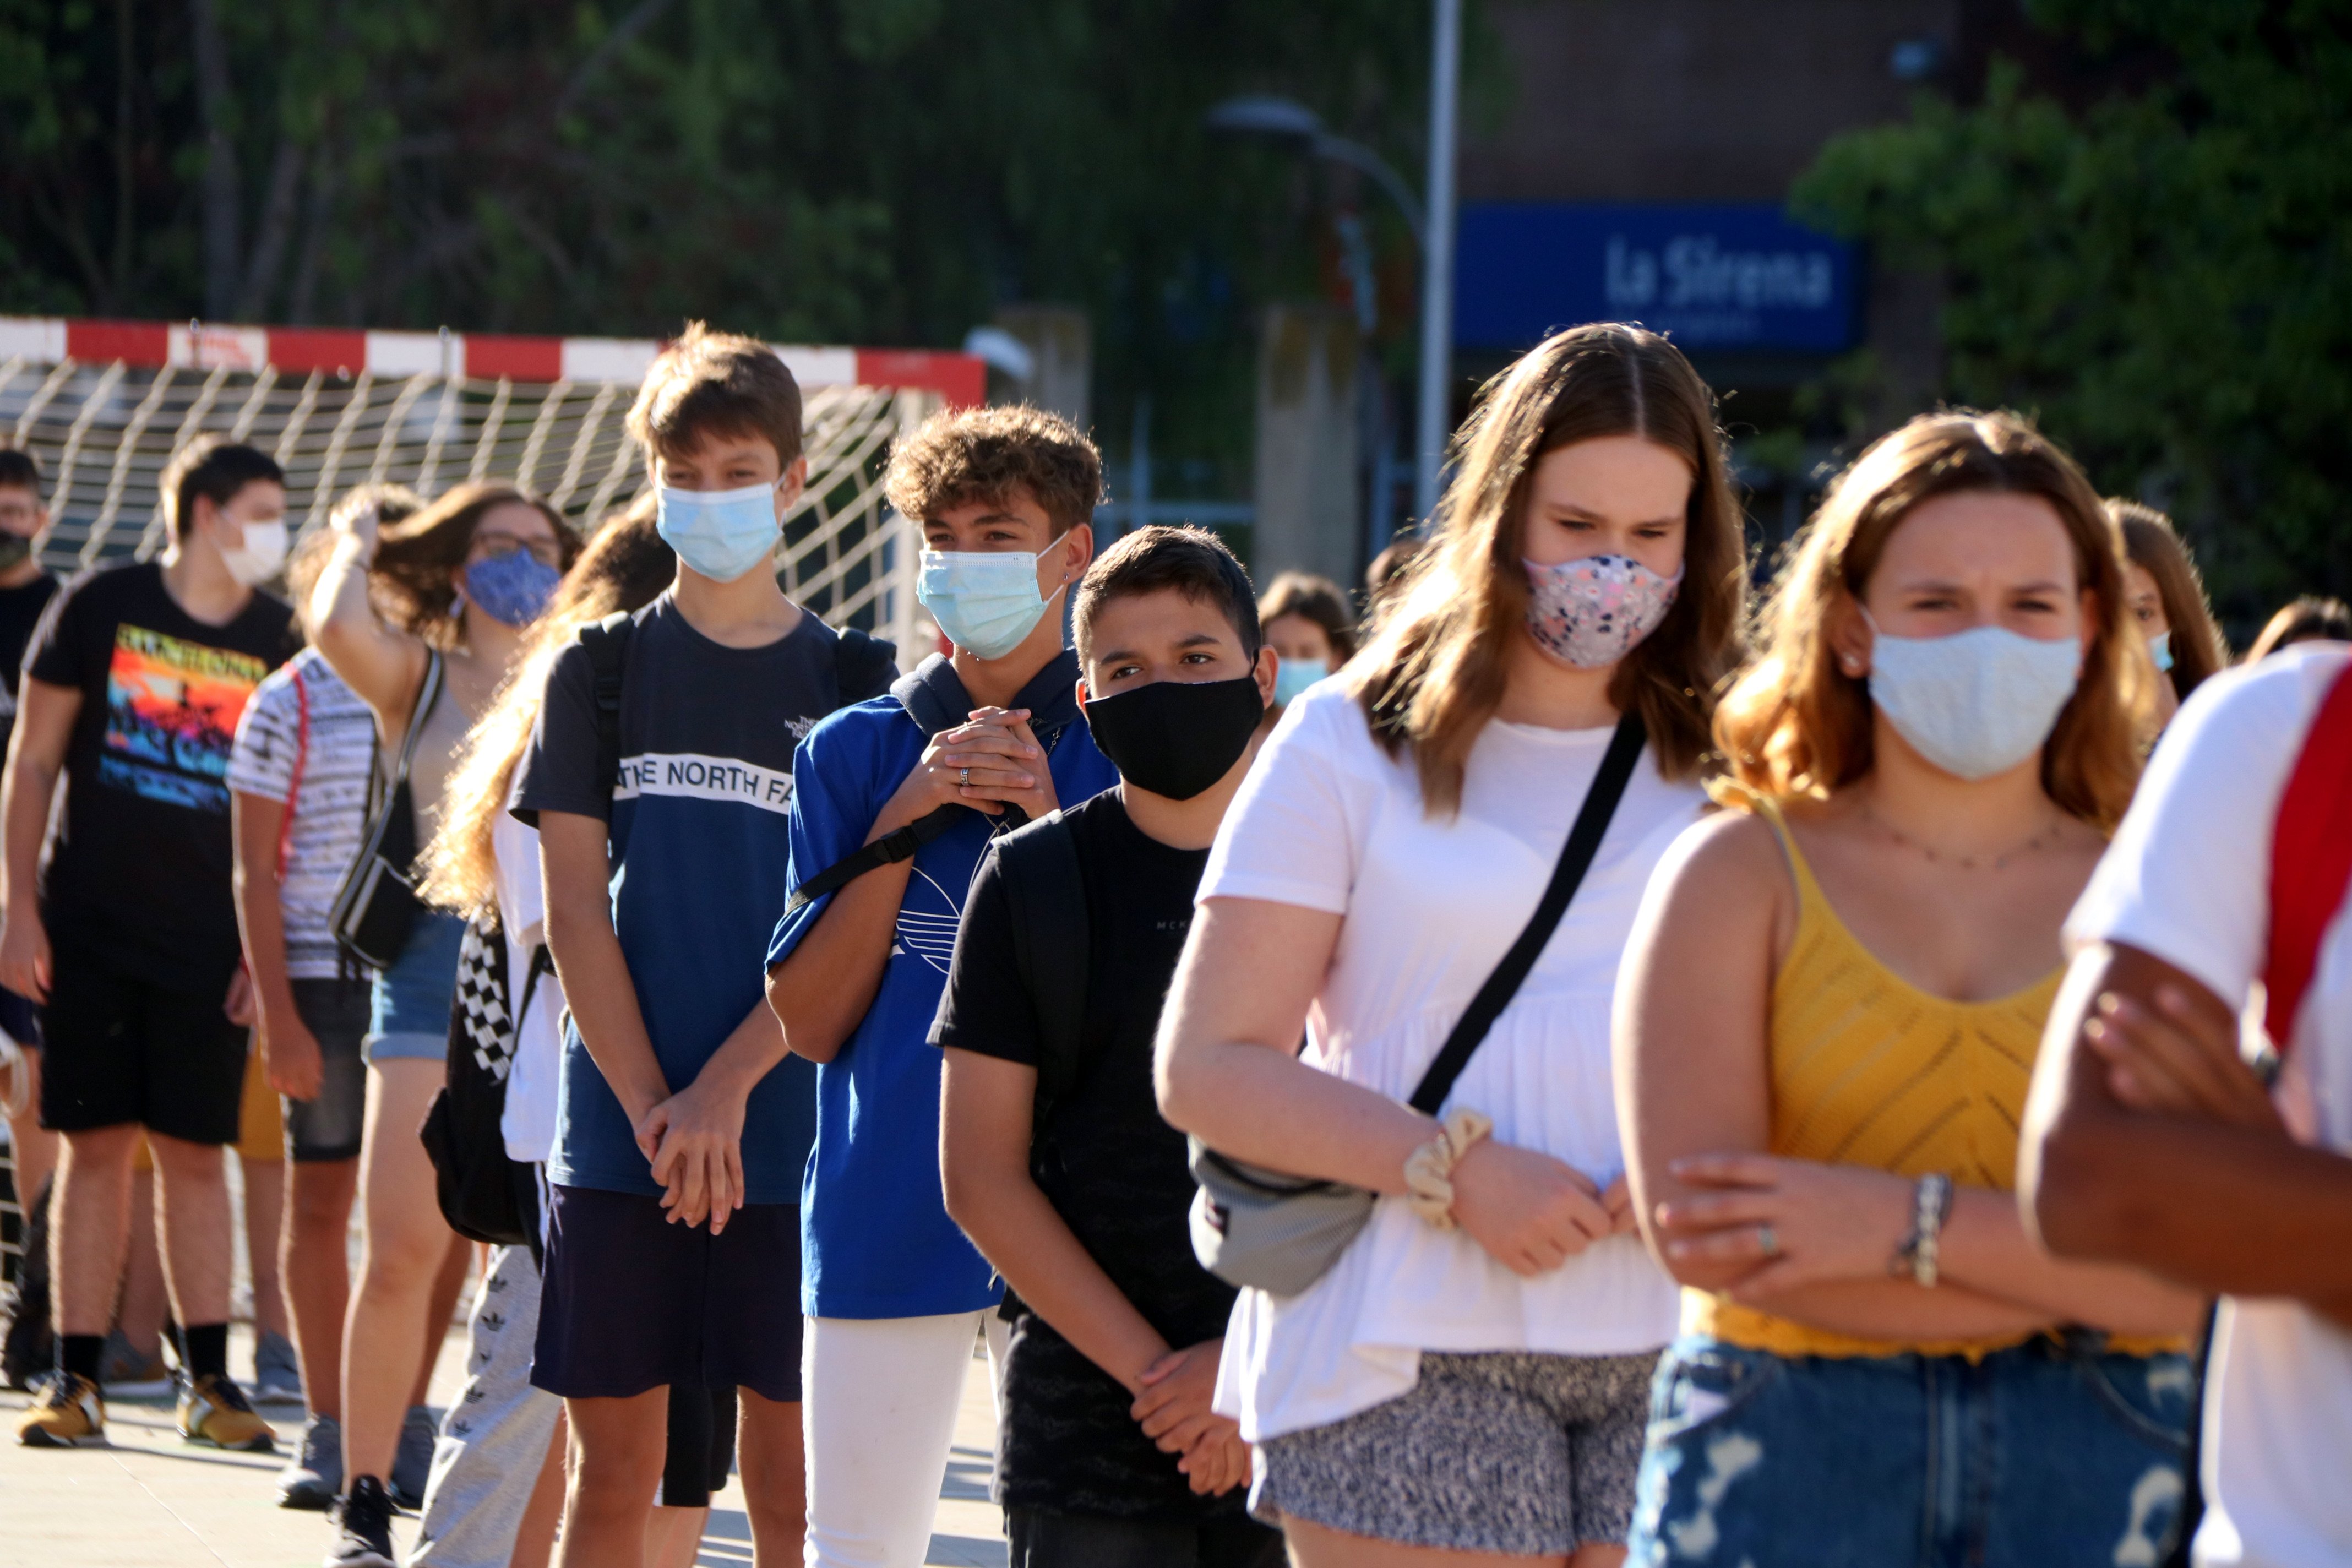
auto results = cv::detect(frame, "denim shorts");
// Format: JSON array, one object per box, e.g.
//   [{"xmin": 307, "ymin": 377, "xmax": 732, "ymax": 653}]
[
  {"xmin": 1626, "ymin": 1332, "xmax": 2194, "ymax": 1568},
  {"xmin": 364, "ymin": 910, "xmax": 467, "ymax": 1064},
  {"xmin": 285, "ymin": 978, "xmax": 372, "ymax": 1160}
]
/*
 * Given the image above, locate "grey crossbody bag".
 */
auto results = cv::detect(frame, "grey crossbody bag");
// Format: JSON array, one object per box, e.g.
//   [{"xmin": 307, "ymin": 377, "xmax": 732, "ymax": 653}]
[{"xmin": 1187, "ymin": 713, "xmax": 1646, "ymax": 1297}]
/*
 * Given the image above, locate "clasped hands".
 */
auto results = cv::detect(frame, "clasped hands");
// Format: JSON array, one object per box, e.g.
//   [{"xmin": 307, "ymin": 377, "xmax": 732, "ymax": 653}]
[
  {"xmin": 1130, "ymin": 1338, "xmax": 1250, "ymax": 1496},
  {"xmin": 634, "ymin": 1075, "xmax": 749, "ymax": 1234}
]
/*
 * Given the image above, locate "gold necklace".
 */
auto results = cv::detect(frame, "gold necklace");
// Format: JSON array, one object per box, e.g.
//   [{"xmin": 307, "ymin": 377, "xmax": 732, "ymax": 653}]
[{"xmin": 1859, "ymin": 803, "xmax": 2065, "ymax": 872}]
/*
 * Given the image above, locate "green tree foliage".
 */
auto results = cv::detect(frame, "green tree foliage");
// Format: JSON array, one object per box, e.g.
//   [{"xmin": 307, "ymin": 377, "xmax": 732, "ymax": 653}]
[
  {"xmin": 0, "ymin": 0, "xmax": 1468, "ymax": 487},
  {"xmin": 1792, "ymin": 0, "xmax": 2352, "ymax": 621}
]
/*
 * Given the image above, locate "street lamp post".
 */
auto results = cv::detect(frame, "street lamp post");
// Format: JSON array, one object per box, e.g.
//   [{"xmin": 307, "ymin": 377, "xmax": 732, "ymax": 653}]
[{"xmin": 1206, "ymin": 0, "xmax": 1464, "ymax": 527}]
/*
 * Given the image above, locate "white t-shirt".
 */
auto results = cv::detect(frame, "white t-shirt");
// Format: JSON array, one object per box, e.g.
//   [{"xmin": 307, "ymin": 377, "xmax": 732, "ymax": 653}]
[
  {"xmin": 492, "ymin": 799, "xmax": 565, "ymax": 1165},
  {"xmin": 2064, "ymin": 643, "xmax": 2352, "ymax": 1568},
  {"xmin": 1197, "ymin": 680, "xmax": 1703, "ymax": 1440},
  {"xmin": 225, "ymin": 649, "xmax": 375, "ymax": 979}
]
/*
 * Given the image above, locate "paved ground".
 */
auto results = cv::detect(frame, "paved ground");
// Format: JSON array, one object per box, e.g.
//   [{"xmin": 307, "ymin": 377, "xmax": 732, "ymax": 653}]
[{"xmin": 0, "ymin": 1324, "xmax": 1007, "ymax": 1568}]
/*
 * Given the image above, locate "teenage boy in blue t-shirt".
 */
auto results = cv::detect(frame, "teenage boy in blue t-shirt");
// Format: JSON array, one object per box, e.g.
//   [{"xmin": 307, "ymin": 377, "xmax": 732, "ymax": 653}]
[
  {"xmin": 509, "ymin": 325, "xmax": 895, "ymax": 1568},
  {"xmin": 765, "ymin": 405, "xmax": 1119, "ymax": 1568}
]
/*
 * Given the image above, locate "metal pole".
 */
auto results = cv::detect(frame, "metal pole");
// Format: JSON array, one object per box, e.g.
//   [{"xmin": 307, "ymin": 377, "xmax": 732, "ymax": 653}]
[{"xmin": 1413, "ymin": 0, "xmax": 1462, "ymax": 525}]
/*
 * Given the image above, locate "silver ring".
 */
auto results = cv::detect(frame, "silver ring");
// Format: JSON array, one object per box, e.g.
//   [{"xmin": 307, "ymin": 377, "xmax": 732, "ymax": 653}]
[
  {"xmin": 1756, "ymin": 1223, "xmax": 1781, "ymax": 1258},
  {"xmin": 959, "ymin": 766, "xmax": 971, "ymax": 786}
]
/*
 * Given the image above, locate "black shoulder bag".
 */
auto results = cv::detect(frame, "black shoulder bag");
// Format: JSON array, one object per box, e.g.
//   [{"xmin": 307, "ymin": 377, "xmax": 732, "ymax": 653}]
[
  {"xmin": 329, "ymin": 652, "xmax": 445, "ymax": 971},
  {"xmin": 420, "ymin": 922, "xmax": 552, "ymax": 1253},
  {"xmin": 1187, "ymin": 712, "xmax": 1647, "ymax": 1297}
]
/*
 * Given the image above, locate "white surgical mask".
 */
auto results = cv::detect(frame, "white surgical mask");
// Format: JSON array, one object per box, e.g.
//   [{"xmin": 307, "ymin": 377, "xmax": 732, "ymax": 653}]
[
  {"xmin": 918, "ymin": 549, "xmax": 1062, "ymax": 660},
  {"xmin": 1864, "ymin": 611, "xmax": 2082, "ymax": 781},
  {"xmin": 217, "ymin": 520, "xmax": 288, "ymax": 587},
  {"xmin": 656, "ymin": 482, "xmax": 781, "ymax": 583}
]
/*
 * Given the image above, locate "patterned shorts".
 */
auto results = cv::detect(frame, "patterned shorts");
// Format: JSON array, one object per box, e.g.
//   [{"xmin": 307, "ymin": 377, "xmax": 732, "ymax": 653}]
[{"xmin": 1253, "ymin": 1349, "xmax": 1660, "ymax": 1555}]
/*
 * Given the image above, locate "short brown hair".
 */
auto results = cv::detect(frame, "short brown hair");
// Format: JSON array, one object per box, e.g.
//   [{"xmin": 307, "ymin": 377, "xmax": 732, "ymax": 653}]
[
  {"xmin": 1717, "ymin": 410, "xmax": 2150, "ymax": 831},
  {"xmin": 1074, "ymin": 526, "xmax": 1259, "ymax": 665},
  {"xmin": 627, "ymin": 321, "xmax": 804, "ymax": 471},
  {"xmin": 160, "ymin": 436, "xmax": 284, "ymax": 542},
  {"xmin": 2108, "ymin": 499, "xmax": 2228, "ymax": 702},
  {"xmin": 885, "ymin": 404, "xmax": 1103, "ymax": 535},
  {"xmin": 1257, "ymin": 571, "xmax": 1358, "ymax": 666}
]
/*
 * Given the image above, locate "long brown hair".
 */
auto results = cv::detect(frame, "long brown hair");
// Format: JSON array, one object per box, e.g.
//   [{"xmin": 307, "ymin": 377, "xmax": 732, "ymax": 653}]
[
  {"xmin": 370, "ymin": 483, "xmax": 580, "ymax": 649},
  {"xmin": 1717, "ymin": 410, "xmax": 2152, "ymax": 831},
  {"xmin": 417, "ymin": 496, "xmax": 674, "ymax": 924},
  {"xmin": 2109, "ymin": 500, "xmax": 2228, "ymax": 701},
  {"xmin": 1257, "ymin": 571, "xmax": 1359, "ymax": 667},
  {"xmin": 1346, "ymin": 323, "xmax": 1746, "ymax": 812}
]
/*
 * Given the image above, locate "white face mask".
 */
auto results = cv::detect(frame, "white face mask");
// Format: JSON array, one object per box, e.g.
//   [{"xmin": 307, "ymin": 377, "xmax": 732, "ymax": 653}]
[
  {"xmin": 1863, "ymin": 612, "xmax": 2082, "ymax": 781},
  {"xmin": 216, "ymin": 519, "xmax": 288, "ymax": 587}
]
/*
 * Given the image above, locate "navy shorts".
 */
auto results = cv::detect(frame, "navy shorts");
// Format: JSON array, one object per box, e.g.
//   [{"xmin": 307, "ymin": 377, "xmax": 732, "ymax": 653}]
[{"xmin": 532, "ymin": 1184, "xmax": 804, "ymax": 1404}]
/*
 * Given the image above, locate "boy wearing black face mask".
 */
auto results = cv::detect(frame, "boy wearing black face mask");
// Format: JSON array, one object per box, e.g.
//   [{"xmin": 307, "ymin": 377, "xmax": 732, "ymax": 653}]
[{"xmin": 932, "ymin": 526, "xmax": 1284, "ymax": 1568}]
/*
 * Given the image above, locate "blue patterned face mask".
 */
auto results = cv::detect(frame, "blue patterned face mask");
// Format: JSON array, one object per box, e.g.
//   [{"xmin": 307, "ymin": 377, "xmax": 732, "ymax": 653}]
[
  {"xmin": 657, "ymin": 481, "xmax": 781, "ymax": 583},
  {"xmin": 464, "ymin": 549, "xmax": 562, "ymax": 626}
]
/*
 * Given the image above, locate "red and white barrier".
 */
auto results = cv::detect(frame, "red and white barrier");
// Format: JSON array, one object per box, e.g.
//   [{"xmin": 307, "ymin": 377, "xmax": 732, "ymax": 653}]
[{"xmin": 0, "ymin": 315, "xmax": 984, "ymax": 407}]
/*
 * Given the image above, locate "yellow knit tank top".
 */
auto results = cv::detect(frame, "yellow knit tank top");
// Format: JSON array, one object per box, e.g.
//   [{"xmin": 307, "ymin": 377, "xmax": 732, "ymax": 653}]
[{"xmin": 1687, "ymin": 791, "xmax": 2061, "ymax": 1360}]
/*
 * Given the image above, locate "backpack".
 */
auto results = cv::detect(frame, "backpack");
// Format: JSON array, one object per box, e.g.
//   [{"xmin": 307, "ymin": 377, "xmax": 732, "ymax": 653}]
[{"xmin": 419, "ymin": 607, "xmax": 899, "ymax": 1248}]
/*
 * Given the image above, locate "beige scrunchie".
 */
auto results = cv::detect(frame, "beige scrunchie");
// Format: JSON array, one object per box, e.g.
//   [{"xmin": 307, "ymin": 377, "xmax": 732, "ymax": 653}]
[{"xmin": 1403, "ymin": 1108, "xmax": 1494, "ymax": 1228}]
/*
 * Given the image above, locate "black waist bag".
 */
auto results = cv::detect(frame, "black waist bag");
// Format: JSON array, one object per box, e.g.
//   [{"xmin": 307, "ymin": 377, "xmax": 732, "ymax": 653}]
[
  {"xmin": 420, "ymin": 918, "xmax": 549, "ymax": 1254},
  {"xmin": 329, "ymin": 654, "xmax": 444, "ymax": 971}
]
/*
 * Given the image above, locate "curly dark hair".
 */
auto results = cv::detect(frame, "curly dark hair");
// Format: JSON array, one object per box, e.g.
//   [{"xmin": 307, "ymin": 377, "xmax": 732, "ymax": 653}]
[{"xmin": 885, "ymin": 404, "xmax": 1103, "ymax": 535}]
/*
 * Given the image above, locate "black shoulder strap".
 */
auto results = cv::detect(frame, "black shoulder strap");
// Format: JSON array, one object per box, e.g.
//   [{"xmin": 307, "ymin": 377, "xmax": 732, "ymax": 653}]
[
  {"xmin": 832, "ymin": 626, "xmax": 897, "ymax": 707},
  {"xmin": 1406, "ymin": 712, "xmax": 1646, "ymax": 1115},
  {"xmin": 995, "ymin": 812, "xmax": 1089, "ymax": 1126},
  {"xmin": 578, "ymin": 612, "xmax": 635, "ymax": 798}
]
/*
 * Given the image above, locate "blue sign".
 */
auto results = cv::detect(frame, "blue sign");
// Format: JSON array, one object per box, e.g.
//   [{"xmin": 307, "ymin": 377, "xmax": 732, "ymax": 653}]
[{"xmin": 1454, "ymin": 203, "xmax": 1859, "ymax": 353}]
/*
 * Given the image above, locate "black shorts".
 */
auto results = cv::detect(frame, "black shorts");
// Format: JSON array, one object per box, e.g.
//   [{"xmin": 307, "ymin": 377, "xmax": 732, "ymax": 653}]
[
  {"xmin": 39, "ymin": 939, "xmax": 248, "ymax": 1145},
  {"xmin": 284, "ymin": 978, "xmax": 372, "ymax": 1162},
  {"xmin": 532, "ymin": 1184, "xmax": 804, "ymax": 1405}
]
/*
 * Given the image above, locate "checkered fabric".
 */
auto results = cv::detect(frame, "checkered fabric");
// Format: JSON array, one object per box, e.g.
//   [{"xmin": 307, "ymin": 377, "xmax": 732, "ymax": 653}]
[{"xmin": 452, "ymin": 918, "xmax": 517, "ymax": 1082}]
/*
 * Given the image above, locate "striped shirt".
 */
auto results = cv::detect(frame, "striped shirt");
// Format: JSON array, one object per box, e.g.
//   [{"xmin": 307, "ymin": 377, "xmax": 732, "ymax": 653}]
[{"xmin": 226, "ymin": 649, "xmax": 377, "ymax": 979}]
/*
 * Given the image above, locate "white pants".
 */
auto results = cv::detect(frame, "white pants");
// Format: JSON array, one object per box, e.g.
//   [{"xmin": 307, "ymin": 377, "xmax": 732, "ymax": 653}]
[
  {"xmin": 407, "ymin": 1245, "xmax": 562, "ymax": 1568},
  {"xmin": 802, "ymin": 1310, "xmax": 1008, "ymax": 1568}
]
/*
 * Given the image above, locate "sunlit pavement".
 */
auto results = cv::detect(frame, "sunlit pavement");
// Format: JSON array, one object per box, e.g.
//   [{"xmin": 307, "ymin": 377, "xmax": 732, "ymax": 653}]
[{"xmin": 0, "ymin": 1325, "xmax": 1006, "ymax": 1568}]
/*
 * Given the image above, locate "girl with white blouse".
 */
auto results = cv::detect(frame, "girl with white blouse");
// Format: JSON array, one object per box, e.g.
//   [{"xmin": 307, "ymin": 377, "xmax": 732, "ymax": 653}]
[{"xmin": 1155, "ymin": 324, "xmax": 1747, "ymax": 1568}]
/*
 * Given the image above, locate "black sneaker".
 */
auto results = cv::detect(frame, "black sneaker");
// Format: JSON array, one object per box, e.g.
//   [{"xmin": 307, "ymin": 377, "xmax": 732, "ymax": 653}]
[{"xmin": 325, "ymin": 1474, "xmax": 398, "ymax": 1568}]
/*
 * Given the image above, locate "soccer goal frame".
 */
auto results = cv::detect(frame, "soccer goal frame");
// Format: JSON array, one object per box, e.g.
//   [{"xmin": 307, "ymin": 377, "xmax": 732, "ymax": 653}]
[{"xmin": 0, "ymin": 318, "xmax": 983, "ymax": 657}]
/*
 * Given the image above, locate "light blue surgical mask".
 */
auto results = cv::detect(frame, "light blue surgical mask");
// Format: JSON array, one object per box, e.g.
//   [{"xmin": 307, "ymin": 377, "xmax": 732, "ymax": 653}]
[
  {"xmin": 2149, "ymin": 630, "xmax": 2174, "ymax": 673},
  {"xmin": 918, "ymin": 548, "xmax": 1065, "ymax": 660},
  {"xmin": 1864, "ymin": 612, "xmax": 2082, "ymax": 781},
  {"xmin": 656, "ymin": 481, "xmax": 780, "ymax": 583},
  {"xmin": 1273, "ymin": 656, "xmax": 1327, "ymax": 706}
]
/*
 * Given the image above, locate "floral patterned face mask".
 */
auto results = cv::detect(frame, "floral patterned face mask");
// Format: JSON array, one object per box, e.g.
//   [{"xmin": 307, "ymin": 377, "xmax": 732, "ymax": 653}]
[{"xmin": 1521, "ymin": 553, "xmax": 1683, "ymax": 668}]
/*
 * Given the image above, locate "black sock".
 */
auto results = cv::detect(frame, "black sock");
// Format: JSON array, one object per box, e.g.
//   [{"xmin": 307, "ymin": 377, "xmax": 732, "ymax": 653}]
[
  {"xmin": 179, "ymin": 1322, "xmax": 229, "ymax": 1381},
  {"xmin": 58, "ymin": 1333, "xmax": 105, "ymax": 1383}
]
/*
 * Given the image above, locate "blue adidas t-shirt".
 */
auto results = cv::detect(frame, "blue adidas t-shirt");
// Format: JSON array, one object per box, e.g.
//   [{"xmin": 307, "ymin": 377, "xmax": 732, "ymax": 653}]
[
  {"xmin": 514, "ymin": 594, "xmax": 894, "ymax": 1205},
  {"xmin": 768, "ymin": 650, "xmax": 1119, "ymax": 1319}
]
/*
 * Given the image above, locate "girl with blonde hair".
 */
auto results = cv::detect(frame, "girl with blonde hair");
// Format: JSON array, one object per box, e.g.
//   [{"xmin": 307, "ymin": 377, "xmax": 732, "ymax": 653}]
[
  {"xmin": 1615, "ymin": 410, "xmax": 2201, "ymax": 1564},
  {"xmin": 1158, "ymin": 323, "xmax": 1745, "ymax": 1566}
]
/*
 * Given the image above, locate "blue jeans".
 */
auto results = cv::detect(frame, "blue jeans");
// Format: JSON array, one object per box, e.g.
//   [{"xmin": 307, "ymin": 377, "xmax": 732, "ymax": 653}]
[
  {"xmin": 1626, "ymin": 1332, "xmax": 2192, "ymax": 1568},
  {"xmin": 364, "ymin": 911, "xmax": 467, "ymax": 1063}
]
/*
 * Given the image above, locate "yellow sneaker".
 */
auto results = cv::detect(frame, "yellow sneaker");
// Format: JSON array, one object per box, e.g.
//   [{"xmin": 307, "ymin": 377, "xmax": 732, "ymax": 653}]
[
  {"xmin": 17, "ymin": 1372, "xmax": 106, "ymax": 1446},
  {"xmin": 176, "ymin": 1372, "xmax": 276, "ymax": 1452}
]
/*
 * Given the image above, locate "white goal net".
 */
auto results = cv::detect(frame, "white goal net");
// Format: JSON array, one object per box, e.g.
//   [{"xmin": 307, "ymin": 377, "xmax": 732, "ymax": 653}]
[{"xmin": 0, "ymin": 349, "xmax": 943, "ymax": 653}]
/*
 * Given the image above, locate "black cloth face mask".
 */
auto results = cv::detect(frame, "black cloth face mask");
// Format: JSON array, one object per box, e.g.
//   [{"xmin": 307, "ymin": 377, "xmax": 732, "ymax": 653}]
[{"xmin": 1082, "ymin": 673, "xmax": 1266, "ymax": 801}]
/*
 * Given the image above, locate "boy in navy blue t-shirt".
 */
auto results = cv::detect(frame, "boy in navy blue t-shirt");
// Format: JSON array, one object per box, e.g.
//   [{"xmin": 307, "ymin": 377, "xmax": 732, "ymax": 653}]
[
  {"xmin": 765, "ymin": 406, "xmax": 1118, "ymax": 1567},
  {"xmin": 513, "ymin": 325, "xmax": 894, "ymax": 1568}
]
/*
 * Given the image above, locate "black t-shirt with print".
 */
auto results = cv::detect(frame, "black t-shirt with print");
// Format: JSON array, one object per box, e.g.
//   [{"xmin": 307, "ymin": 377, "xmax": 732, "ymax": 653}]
[
  {"xmin": 931, "ymin": 790, "xmax": 1246, "ymax": 1522},
  {"xmin": 26, "ymin": 562, "xmax": 296, "ymax": 990}
]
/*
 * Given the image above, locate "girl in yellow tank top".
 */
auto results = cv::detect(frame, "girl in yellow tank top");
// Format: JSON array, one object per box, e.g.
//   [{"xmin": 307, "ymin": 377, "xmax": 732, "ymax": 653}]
[{"xmin": 1615, "ymin": 412, "xmax": 2202, "ymax": 1567}]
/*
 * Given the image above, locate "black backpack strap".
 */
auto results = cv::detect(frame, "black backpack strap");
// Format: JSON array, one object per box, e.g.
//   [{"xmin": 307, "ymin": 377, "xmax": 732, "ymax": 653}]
[
  {"xmin": 1406, "ymin": 712, "xmax": 1646, "ymax": 1115},
  {"xmin": 994, "ymin": 812, "xmax": 1090, "ymax": 1127},
  {"xmin": 832, "ymin": 626, "xmax": 898, "ymax": 707},
  {"xmin": 578, "ymin": 612, "xmax": 635, "ymax": 800}
]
